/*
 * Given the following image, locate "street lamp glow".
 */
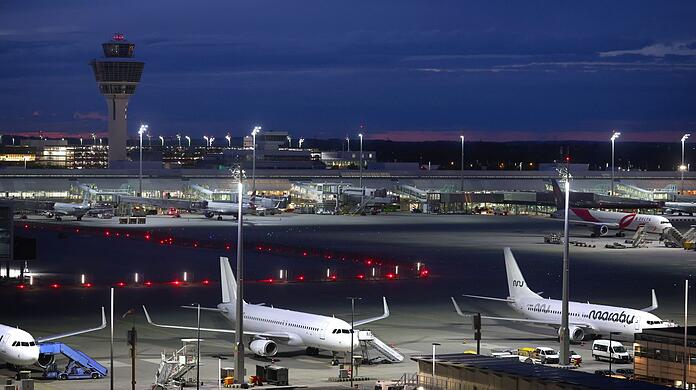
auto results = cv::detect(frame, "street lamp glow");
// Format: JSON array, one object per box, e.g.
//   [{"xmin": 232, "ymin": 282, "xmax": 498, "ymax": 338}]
[
  {"xmin": 460, "ymin": 135, "xmax": 465, "ymax": 192},
  {"xmin": 176, "ymin": 134, "xmax": 181, "ymax": 148},
  {"xmin": 225, "ymin": 134, "xmax": 231, "ymax": 147},
  {"xmin": 203, "ymin": 136, "xmax": 209, "ymax": 147},
  {"xmin": 185, "ymin": 135, "xmax": 191, "ymax": 147},
  {"xmin": 299, "ymin": 138, "xmax": 305, "ymax": 148},
  {"xmin": 158, "ymin": 135, "xmax": 164, "ymax": 146},
  {"xmin": 210, "ymin": 137, "xmax": 215, "ymax": 145},
  {"xmin": 358, "ymin": 133, "xmax": 364, "ymax": 206},
  {"xmin": 682, "ymin": 134, "xmax": 691, "ymax": 143}
]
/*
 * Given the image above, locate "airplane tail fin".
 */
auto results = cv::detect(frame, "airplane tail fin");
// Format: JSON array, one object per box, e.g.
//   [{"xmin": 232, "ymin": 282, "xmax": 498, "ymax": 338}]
[
  {"xmin": 550, "ymin": 179, "xmax": 564, "ymax": 210},
  {"xmin": 504, "ymin": 248, "xmax": 541, "ymax": 301},
  {"xmin": 220, "ymin": 257, "xmax": 240, "ymax": 304}
]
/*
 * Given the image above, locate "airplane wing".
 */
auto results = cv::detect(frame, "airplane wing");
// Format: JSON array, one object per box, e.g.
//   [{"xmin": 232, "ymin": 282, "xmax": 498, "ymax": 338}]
[
  {"xmin": 569, "ymin": 220, "xmax": 619, "ymax": 228},
  {"xmin": 180, "ymin": 305, "xmax": 225, "ymax": 313},
  {"xmin": 142, "ymin": 306, "xmax": 290, "ymax": 341},
  {"xmin": 353, "ymin": 297, "xmax": 389, "ymax": 327},
  {"xmin": 37, "ymin": 307, "xmax": 107, "ymax": 343},
  {"xmin": 462, "ymin": 294, "xmax": 514, "ymax": 303},
  {"xmin": 451, "ymin": 298, "xmax": 593, "ymax": 328}
]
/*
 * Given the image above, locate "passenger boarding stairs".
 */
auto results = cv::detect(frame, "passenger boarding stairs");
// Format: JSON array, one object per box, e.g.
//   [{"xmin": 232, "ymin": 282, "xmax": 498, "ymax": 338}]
[
  {"xmin": 357, "ymin": 330, "xmax": 404, "ymax": 364},
  {"xmin": 39, "ymin": 342, "xmax": 108, "ymax": 378},
  {"xmin": 625, "ymin": 225, "xmax": 648, "ymax": 248},
  {"xmin": 662, "ymin": 226, "xmax": 687, "ymax": 248},
  {"xmin": 153, "ymin": 344, "xmax": 198, "ymax": 389}
]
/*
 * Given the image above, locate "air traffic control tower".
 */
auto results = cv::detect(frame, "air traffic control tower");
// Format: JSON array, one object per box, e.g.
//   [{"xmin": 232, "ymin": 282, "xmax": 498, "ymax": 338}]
[{"xmin": 90, "ymin": 33, "xmax": 145, "ymax": 163}]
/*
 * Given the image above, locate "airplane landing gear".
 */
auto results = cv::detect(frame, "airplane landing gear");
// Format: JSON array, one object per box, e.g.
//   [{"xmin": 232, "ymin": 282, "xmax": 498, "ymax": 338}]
[
  {"xmin": 217, "ymin": 215, "xmax": 223, "ymax": 221},
  {"xmin": 306, "ymin": 347, "xmax": 319, "ymax": 356},
  {"xmin": 76, "ymin": 215, "xmax": 82, "ymax": 221},
  {"xmin": 330, "ymin": 351, "xmax": 339, "ymax": 366}
]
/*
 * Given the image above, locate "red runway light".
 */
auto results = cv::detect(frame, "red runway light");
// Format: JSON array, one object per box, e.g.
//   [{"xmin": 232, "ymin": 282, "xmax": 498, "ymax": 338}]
[
  {"xmin": 82, "ymin": 283, "xmax": 93, "ymax": 288},
  {"xmin": 385, "ymin": 273, "xmax": 395, "ymax": 279},
  {"xmin": 329, "ymin": 275, "xmax": 337, "ymax": 281},
  {"xmin": 23, "ymin": 224, "xmax": 29, "ymax": 229},
  {"xmin": 50, "ymin": 283, "xmax": 60, "ymax": 289},
  {"xmin": 115, "ymin": 232, "xmax": 120, "ymax": 237},
  {"xmin": 303, "ymin": 251, "xmax": 308, "ymax": 256},
  {"xmin": 225, "ymin": 245, "xmax": 231, "ymax": 250},
  {"xmin": 201, "ymin": 279, "xmax": 210, "ymax": 285},
  {"xmin": 144, "ymin": 281, "xmax": 153, "ymax": 287},
  {"xmin": 115, "ymin": 281, "xmax": 126, "ymax": 287},
  {"xmin": 366, "ymin": 260, "xmax": 373, "ymax": 265},
  {"xmin": 75, "ymin": 228, "xmax": 80, "ymax": 233},
  {"xmin": 125, "ymin": 233, "xmax": 130, "ymax": 238},
  {"xmin": 171, "ymin": 280, "xmax": 182, "ymax": 287},
  {"xmin": 419, "ymin": 269, "xmax": 430, "ymax": 278},
  {"xmin": 296, "ymin": 275, "xmax": 305, "ymax": 282},
  {"xmin": 16, "ymin": 284, "xmax": 26, "ymax": 290},
  {"xmin": 105, "ymin": 231, "xmax": 111, "ymax": 236},
  {"xmin": 144, "ymin": 233, "xmax": 151, "ymax": 240},
  {"xmin": 193, "ymin": 242, "xmax": 199, "ymax": 248},
  {"xmin": 356, "ymin": 274, "xmax": 365, "ymax": 280}
]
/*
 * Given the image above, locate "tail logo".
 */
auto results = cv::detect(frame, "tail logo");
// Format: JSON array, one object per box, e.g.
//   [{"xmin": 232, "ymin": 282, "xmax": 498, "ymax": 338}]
[{"xmin": 513, "ymin": 280, "xmax": 525, "ymax": 288}]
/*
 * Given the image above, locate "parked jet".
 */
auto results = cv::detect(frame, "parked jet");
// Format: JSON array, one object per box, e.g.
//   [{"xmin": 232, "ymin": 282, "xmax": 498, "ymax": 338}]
[
  {"xmin": 143, "ymin": 257, "xmax": 391, "ymax": 363},
  {"xmin": 0, "ymin": 308, "xmax": 106, "ymax": 368},
  {"xmin": 664, "ymin": 201, "xmax": 696, "ymax": 216},
  {"xmin": 452, "ymin": 248, "xmax": 677, "ymax": 342},
  {"xmin": 550, "ymin": 180, "xmax": 672, "ymax": 236}
]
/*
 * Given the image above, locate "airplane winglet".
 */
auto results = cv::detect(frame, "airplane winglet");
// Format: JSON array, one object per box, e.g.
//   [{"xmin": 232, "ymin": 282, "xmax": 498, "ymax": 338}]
[
  {"xmin": 142, "ymin": 305, "xmax": 154, "ymax": 325},
  {"xmin": 352, "ymin": 297, "xmax": 390, "ymax": 327},
  {"xmin": 641, "ymin": 289, "xmax": 659, "ymax": 312},
  {"xmin": 383, "ymin": 296, "xmax": 390, "ymax": 317},
  {"xmin": 451, "ymin": 297, "xmax": 467, "ymax": 317}
]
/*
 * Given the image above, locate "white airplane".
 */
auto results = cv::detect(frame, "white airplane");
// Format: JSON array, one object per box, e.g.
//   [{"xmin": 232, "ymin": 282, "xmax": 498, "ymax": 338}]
[
  {"xmin": 664, "ymin": 201, "xmax": 696, "ymax": 216},
  {"xmin": 451, "ymin": 248, "xmax": 677, "ymax": 342},
  {"xmin": 552, "ymin": 208, "xmax": 673, "ymax": 237},
  {"xmin": 47, "ymin": 198, "xmax": 93, "ymax": 221},
  {"xmin": 550, "ymin": 180, "xmax": 672, "ymax": 236},
  {"xmin": 201, "ymin": 200, "xmax": 252, "ymax": 220},
  {"xmin": 143, "ymin": 257, "xmax": 390, "ymax": 363},
  {"xmin": 0, "ymin": 308, "xmax": 106, "ymax": 369}
]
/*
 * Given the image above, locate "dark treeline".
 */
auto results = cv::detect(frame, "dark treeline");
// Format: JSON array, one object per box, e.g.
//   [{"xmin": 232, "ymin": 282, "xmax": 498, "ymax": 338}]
[{"xmin": 305, "ymin": 139, "xmax": 691, "ymax": 171}]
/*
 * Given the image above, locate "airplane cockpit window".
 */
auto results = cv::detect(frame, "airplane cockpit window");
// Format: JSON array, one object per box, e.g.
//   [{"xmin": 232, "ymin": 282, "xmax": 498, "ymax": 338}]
[
  {"xmin": 12, "ymin": 341, "xmax": 18, "ymax": 347},
  {"xmin": 29, "ymin": 341, "xmax": 36, "ymax": 346},
  {"xmin": 342, "ymin": 329, "xmax": 350, "ymax": 334},
  {"xmin": 21, "ymin": 342, "xmax": 29, "ymax": 346}
]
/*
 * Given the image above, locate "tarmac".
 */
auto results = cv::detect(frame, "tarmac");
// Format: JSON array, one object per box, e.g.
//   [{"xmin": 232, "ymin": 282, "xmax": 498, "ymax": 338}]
[{"xmin": 2, "ymin": 212, "xmax": 695, "ymax": 389}]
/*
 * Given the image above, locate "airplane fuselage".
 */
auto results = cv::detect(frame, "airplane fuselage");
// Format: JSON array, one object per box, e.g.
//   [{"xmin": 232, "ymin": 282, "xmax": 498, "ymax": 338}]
[
  {"xmin": 555, "ymin": 208, "xmax": 672, "ymax": 234},
  {"xmin": 510, "ymin": 297, "xmax": 675, "ymax": 339},
  {"xmin": 217, "ymin": 302, "xmax": 359, "ymax": 352},
  {"xmin": 0, "ymin": 324, "xmax": 40, "ymax": 366}
]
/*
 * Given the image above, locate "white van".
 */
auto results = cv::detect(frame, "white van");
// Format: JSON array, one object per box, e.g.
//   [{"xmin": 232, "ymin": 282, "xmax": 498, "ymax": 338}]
[{"xmin": 592, "ymin": 340, "xmax": 632, "ymax": 362}]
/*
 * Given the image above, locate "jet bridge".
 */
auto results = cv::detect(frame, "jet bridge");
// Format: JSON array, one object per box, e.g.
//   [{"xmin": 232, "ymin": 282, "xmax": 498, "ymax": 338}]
[{"xmin": 357, "ymin": 330, "xmax": 404, "ymax": 364}]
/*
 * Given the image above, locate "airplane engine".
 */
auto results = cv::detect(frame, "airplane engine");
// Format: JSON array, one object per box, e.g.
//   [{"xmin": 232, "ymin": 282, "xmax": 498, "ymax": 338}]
[
  {"xmin": 249, "ymin": 339, "xmax": 278, "ymax": 357},
  {"xmin": 590, "ymin": 225, "xmax": 609, "ymax": 237},
  {"xmin": 568, "ymin": 326, "xmax": 585, "ymax": 342},
  {"xmin": 204, "ymin": 211, "xmax": 215, "ymax": 219},
  {"xmin": 37, "ymin": 353, "xmax": 55, "ymax": 369}
]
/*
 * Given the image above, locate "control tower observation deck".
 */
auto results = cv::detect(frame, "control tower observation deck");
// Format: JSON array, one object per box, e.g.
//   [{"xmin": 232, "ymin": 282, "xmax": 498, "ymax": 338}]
[{"xmin": 90, "ymin": 33, "xmax": 145, "ymax": 163}]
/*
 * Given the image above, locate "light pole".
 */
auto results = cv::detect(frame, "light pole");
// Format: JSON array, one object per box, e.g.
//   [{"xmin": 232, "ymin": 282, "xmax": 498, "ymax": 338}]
[
  {"xmin": 251, "ymin": 126, "xmax": 261, "ymax": 201},
  {"xmin": 91, "ymin": 133, "xmax": 96, "ymax": 146},
  {"xmin": 608, "ymin": 331, "xmax": 620, "ymax": 375},
  {"xmin": 191, "ymin": 303, "xmax": 201, "ymax": 390},
  {"xmin": 299, "ymin": 138, "xmax": 304, "ymax": 149},
  {"xmin": 146, "ymin": 133, "xmax": 151, "ymax": 147},
  {"xmin": 159, "ymin": 136, "xmax": 164, "ymax": 147},
  {"xmin": 460, "ymin": 135, "xmax": 465, "ymax": 192},
  {"xmin": 559, "ymin": 171, "xmax": 571, "ymax": 365},
  {"xmin": 138, "ymin": 125, "xmax": 148, "ymax": 197},
  {"xmin": 234, "ymin": 179, "xmax": 246, "ymax": 384},
  {"xmin": 80, "ymin": 138, "xmax": 83, "ymax": 146},
  {"xmin": 210, "ymin": 137, "xmax": 215, "ymax": 146},
  {"xmin": 431, "ymin": 342, "xmax": 440, "ymax": 385},
  {"xmin": 176, "ymin": 134, "xmax": 181, "ymax": 148},
  {"xmin": 99, "ymin": 138, "xmax": 103, "ymax": 146},
  {"xmin": 226, "ymin": 134, "xmax": 231, "ymax": 148},
  {"xmin": 203, "ymin": 136, "xmax": 209, "ymax": 147},
  {"xmin": 346, "ymin": 135, "xmax": 350, "ymax": 152},
  {"xmin": 681, "ymin": 134, "xmax": 690, "ymax": 195},
  {"xmin": 287, "ymin": 135, "xmax": 291, "ymax": 148},
  {"xmin": 359, "ymin": 133, "xmax": 364, "ymax": 208},
  {"xmin": 347, "ymin": 297, "xmax": 362, "ymax": 388},
  {"xmin": 185, "ymin": 136, "xmax": 191, "ymax": 147},
  {"xmin": 610, "ymin": 131, "xmax": 620, "ymax": 196}
]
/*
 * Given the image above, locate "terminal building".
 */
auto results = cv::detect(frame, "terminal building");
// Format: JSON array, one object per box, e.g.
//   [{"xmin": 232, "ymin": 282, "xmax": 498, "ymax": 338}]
[{"xmin": 634, "ymin": 326, "xmax": 696, "ymax": 388}]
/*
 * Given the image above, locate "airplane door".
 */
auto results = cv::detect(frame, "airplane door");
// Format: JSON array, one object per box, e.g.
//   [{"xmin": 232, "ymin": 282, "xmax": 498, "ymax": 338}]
[
  {"xmin": 634, "ymin": 316, "xmax": 641, "ymax": 331},
  {"xmin": 319, "ymin": 322, "xmax": 327, "ymax": 340}
]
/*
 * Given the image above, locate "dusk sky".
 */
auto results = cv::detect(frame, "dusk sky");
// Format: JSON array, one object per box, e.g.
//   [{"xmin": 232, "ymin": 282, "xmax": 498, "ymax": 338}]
[{"xmin": 1, "ymin": 1, "xmax": 696, "ymax": 141}]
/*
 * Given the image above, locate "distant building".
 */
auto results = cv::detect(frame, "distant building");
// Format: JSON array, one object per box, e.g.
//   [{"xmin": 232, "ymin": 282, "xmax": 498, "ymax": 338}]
[
  {"xmin": 0, "ymin": 139, "xmax": 107, "ymax": 169},
  {"xmin": 320, "ymin": 150, "xmax": 377, "ymax": 169},
  {"xmin": 634, "ymin": 326, "xmax": 696, "ymax": 388},
  {"xmin": 90, "ymin": 33, "xmax": 145, "ymax": 164}
]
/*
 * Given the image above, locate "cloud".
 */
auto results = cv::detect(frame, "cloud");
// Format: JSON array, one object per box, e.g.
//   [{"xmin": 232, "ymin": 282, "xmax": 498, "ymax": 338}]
[
  {"xmin": 73, "ymin": 111, "xmax": 107, "ymax": 121},
  {"xmin": 599, "ymin": 41, "xmax": 696, "ymax": 57}
]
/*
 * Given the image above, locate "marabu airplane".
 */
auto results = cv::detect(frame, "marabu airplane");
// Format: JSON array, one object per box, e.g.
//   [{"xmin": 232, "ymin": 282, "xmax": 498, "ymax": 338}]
[
  {"xmin": 0, "ymin": 308, "xmax": 106, "ymax": 369},
  {"xmin": 550, "ymin": 180, "xmax": 672, "ymax": 237},
  {"xmin": 143, "ymin": 257, "xmax": 396, "ymax": 364},
  {"xmin": 452, "ymin": 248, "xmax": 677, "ymax": 341}
]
